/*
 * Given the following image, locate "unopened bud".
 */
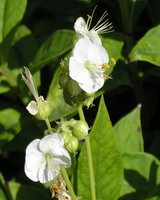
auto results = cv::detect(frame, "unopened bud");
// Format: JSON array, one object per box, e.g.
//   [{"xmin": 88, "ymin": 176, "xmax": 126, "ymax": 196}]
[
  {"xmin": 60, "ymin": 131, "xmax": 72, "ymax": 146},
  {"xmin": 60, "ymin": 58, "xmax": 69, "ymax": 72},
  {"xmin": 35, "ymin": 96, "xmax": 52, "ymax": 120},
  {"xmin": 59, "ymin": 73, "xmax": 70, "ymax": 89},
  {"xmin": 73, "ymin": 120, "xmax": 89, "ymax": 141},
  {"xmin": 67, "ymin": 136, "xmax": 78, "ymax": 153},
  {"xmin": 67, "ymin": 79, "xmax": 82, "ymax": 96}
]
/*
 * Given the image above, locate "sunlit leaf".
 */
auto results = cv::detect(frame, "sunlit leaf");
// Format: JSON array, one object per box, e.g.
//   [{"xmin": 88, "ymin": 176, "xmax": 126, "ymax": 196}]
[
  {"xmin": 129, "ymin": 24, "xmax": 160, "ymax": 66},
  {"xmin": 114, "ymin": 104, "xmax": 144, "ymax": 153},
  {"xmin": 0, "ymin": 0, "xmax": 27, "ymax": 44},
  {"xmin": 74, "ymin": 96, "xmax": 123, "ymax": 200}
]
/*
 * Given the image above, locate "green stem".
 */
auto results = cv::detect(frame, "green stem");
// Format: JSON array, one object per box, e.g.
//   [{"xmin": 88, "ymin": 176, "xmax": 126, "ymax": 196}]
[
  {"xmin": 61, "ymin": 166, "xmax": 76, "ymax": 200},
  {"xmin": 77, "ymin": 104, "xmax": 96, "ymax": 200},
  {"xmin": 45, "ymin": 118, "xmax": 76, "ymax": 200},
  {"xmin": 45, "ymin": 118, "xmax": 53, "ymax": 134}
]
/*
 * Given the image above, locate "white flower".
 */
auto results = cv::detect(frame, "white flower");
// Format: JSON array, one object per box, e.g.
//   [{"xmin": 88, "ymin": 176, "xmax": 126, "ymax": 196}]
[
  {"xmin": 24, "ymin": 133, "xmax": 71, "ymax": 183},
  {"xmin": 74, "ymin": 6, "xmax": 113, "ymax": 44},
  {"xmin": 69, "ymin": 38, "xmax": 109, "ymax": 93}
]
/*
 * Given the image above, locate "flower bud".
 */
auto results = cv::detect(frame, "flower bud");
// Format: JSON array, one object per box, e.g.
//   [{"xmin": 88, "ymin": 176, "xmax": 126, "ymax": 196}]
[
  {"xmin": 67, "ymin": 136, "xmax": 78, "ymax": 153},
  {"xmin": 67, "ymin": 79, "xmax": 82, "ymax": 96},
  {"xmin": 60, "ymin": 58, "xmax": 69, "ymax": 72},
  {"xmin": 35, "ymin": 96, "xmax": 52, "ymax": 120},
  {"xmin": 60, "ymin": 131, "xmax": 72, "ymax": 146},
  {"xmin": 73, "ymin": 120, "xmax": 89, "ymax": 141},
  {"xmin": 83, "ymin": 94, "xmax": 95, "ymax": 108},
  {"xmin": 59, "ymin": 73, "xmax": 70, "ymax": 89}
]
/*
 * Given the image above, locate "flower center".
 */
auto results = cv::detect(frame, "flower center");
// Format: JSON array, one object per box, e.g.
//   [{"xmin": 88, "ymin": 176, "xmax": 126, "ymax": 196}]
[
  {"xmin": 84, "ymin": 60, "xmax": 92, "ymax": 69},
  {"xmin": 45, "ymin": 153, "xmax": 55, "ymax": 170}
]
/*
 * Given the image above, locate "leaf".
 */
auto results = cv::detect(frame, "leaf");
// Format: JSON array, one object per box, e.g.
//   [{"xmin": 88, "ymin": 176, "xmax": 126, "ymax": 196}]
[
  {"xmin": 129, "ymin": 24, "xmax": 160, "ymax": 66},
  {"xmin": 0, "ymin": 108, "xmax": 21, "ymax": 149},
  {"xmin": 11, "ymin": 25, "xmax": 38, "ymax": 66},
  {"xmin": 74, "ymin": 96, "xmax": 123, "ymax": 200},
  {"xmin": 0, "ymin": 172, "xmax": 8, "ymax": 200},
  {"xmin": 114, "ymin": 104, "xmax": 143, "ymax": 153},
  {"xmin": 29, "ymin": 29, "xmax": 75, "ymax": 72},
  {"xmin": 102, "ymin": 32, "xmax": 124, "ymax": 75},
  {"xmin": 8, "ymin": 182, "xmax": 51, "ymax": 200},
  {"xmin": 0, "ymin": 101, "xmax": 43, "ymax": 152},
  {"xmin": 0, "ymin": 0, "xmax": 27, "ymax": 44},
  {"xmin": 120, "ymin": 152, "xmax": 160, "ymax": 200}
]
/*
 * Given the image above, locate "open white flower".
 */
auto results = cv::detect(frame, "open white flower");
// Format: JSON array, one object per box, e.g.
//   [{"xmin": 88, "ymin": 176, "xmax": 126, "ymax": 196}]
[
  {"xmin": 74, "ymin": 6, "xmax": 113, "ymax": 44},
  {"xmin": 25, "ymin": 133, "xmax": 71, "ymax": 183},
  {"xmin": 69, "ymin": 38, "xmax": 109, "ymax": 93}
]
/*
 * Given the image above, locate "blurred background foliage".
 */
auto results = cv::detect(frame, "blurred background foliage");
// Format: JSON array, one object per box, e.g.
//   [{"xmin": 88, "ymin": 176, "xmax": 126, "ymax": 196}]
[{"xmin": 0, "ymin": 0, "xmax": 160, "ymax": 199}]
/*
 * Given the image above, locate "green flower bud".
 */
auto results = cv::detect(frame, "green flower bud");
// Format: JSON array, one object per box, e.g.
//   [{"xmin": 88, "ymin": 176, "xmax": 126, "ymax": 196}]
[
  {"xmin": 60, "ymin": 131, "xmax": 72, "ymax": 146},
  {"xmin": 73, "ymin": 120, "xmax": 89, "ymax": 141},
  {"xmin": 67, "ymin": 79, "xmax": 82, "ymax": 96},
  {"xmin": 59, "ymin": 73, "xmax": 70, "ymax": 89},
  {"xmin": 60, "ymin": 58, "xmax": 69, "ymax": 72},
  {"xmin": 35, "ymin": 96, "xmax": 52, "ymax": 120},
  {"xmin": 67, "ymin": 136, "xmax": 78, "ymax": 153},
  {"xmin": 83, "ymin": 94, "xmax": 95, "ymax": 108}
]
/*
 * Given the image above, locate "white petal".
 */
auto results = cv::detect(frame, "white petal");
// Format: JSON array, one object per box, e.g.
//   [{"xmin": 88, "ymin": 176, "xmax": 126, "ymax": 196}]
[
  {"xmin": 50, "ymin": 146, "xmax": 71, "ymax": 168},
  {"xmin": 37, "ymin": 162, "xmax": 59, "ymax": 183},
  {"xmin": 24, "ymin": 139, "xmax": 44, "ymax": 182},
  {"xmin": 79, "ymin": 72, "xmax": 104, "ymax": 93},
  {"xmin": 39, "ymin": 133, "xmax": 64, "ymax": 153},
  {"xmin": 26, "ymin": 101, "xmax": 38, "ymax": 115},
  {"xmin": 69, "ymin": 57, "xmax": 89, "ymax": 84},
  {"xmin": 88, "ymin": 30, "xmax": 102, "ymax": 44},
  {"xmin": 74, "ymin": 17, "xmax": 87, "ymax": 37},
  {"xmin": 87, "ymin": 42, "xmax": 109, "ymax": 64},
  {"xmin": 74, "ymin": 38, "xmax": 92, "ymax": 63}
]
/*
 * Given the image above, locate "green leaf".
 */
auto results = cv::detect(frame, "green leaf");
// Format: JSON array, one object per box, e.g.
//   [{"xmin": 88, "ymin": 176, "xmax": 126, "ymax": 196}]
[
  {"xmin": 0, "ymin": 0, "xmax": 27, "ymax": 44},
  {"xmin": 8, "ymin": 182, "xmax": 51, "ymax": 200},
  {"xmin": 129, "ymin": 24, "xmax": 160, "ymax": 66},
  {"xmin": 102, "ymin": 32, "xmax": 124, "ymax": 75},
  {"xmin": 74, "ymin": 96, "xmax": 123, "ymax": 200},
  {"xmin": 120, "ymin": 152, "xmax": 160, "ymax": 200},
  {"xmin": 29, "ymin": 29, "xmax": 75, "ymax": 72},
  {"xmin": 0, "ymin": 108, "xmax": 21, "ymax": 149},
  {"xmin": 114, "ymin": 104, "xmax": 143, "ymax": 153},
  {"xmin": 11, "ymin": 25, "xmax": 38, "ymax": 66},
  {"xmin": 0, "ymin": 172, "xmax": 8, "ymax": 200}
]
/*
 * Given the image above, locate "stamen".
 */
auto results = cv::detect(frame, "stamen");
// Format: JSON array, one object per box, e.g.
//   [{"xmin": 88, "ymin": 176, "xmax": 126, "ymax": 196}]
[
  {"xmin": 111, "ymin": 58, "xmax": 116, "ymax": 65},
  {"xmin": 87, "ymin": 5, "xmax": 97, "ymax": 30},
  {"xmin": 92, "ymin": 11, "xmax": 113, "ymax": 34},
  {"xmin": 102, "ymin": 63, "xmax": 110, "ymax": 71}
]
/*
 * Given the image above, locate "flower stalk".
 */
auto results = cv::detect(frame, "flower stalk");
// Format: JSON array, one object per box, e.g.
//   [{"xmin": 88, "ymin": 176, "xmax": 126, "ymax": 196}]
[{"xmin": 77, "ymin": 104, "xmax": 96, "ymax": 200}]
